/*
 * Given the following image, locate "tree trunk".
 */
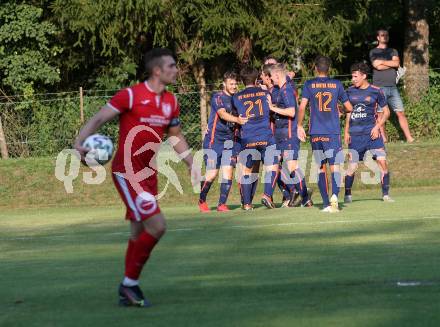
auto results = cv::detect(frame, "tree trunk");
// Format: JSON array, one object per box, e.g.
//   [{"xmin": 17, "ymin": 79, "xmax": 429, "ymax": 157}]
[
  {"xmin": 0, "ymin": 116, "xmax": 9, "ymax": 159},
  {"xmin": 403, "ymin": 0, "xmax": 429, "ymax": 102},
  {"xmin": 192, "ymin": 62, "xmax": 208, "ymax": 141}
]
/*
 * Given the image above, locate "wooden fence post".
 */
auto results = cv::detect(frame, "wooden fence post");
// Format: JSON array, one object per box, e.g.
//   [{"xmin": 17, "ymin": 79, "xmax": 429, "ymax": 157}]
[
  {"xmin": 0, "ymin": 116, "xmax": 9, "ymax": 159},
  {"xmin": 79, "ymin": 87, "xmax": 84, "ymax": 123}
]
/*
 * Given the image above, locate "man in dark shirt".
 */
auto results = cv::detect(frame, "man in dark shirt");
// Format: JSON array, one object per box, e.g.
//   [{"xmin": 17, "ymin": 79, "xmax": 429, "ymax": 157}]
[{"xmin": 369, "ymin": 29, "xmax": 414, "ymax": 143}]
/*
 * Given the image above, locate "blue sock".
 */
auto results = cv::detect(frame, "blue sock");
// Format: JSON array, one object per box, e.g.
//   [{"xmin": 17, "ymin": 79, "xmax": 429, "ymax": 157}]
[
  {"xmin": 331, "ymin": 171, "xmax": 341, "ymax": 197},
  {"xmin": 199, "ymin": 181, "xmax": 213, "ymax": 202},
  {"xmin": 381, "ymin": 172, "xmax": 390, "ymax": 196},
  {"xmin": 345, "ymin": 174, "xmax": 355, "ymax": 196},
  {"xmin": 292, "ymin": 169, "xmax": 309, "ymax": 204},
  {"xmin": 318, "ymin": 170, "xmax": 329, "ymax": 207},
  {"xmin": 277, "ymin": 173, "xmax": 291, "ymax": 200},
  {"xmin": 241, "ymin": 175, "xmax": 253, "ymax": 205},
  {"xmin": 251, "ymin": 179, "xmax": 258, "ymax": 203},
  {"xmin": 264, "ymin": 171, "xmax": 277, "ymax": 198},
  {"xmin": 218, "ymin": 179, "xmax": 232, "ymax": 205}
]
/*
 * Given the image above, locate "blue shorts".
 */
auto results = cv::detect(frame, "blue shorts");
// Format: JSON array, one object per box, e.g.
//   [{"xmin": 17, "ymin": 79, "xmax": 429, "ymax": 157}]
[
  {"xmin": 310, "ymin": 134, "xmax": 343, "ymax": 166},
  {"xmin": 275, "ymin": 131, "xmax": 300, "ymax": 161},
  {"xmin": 380, "ymin": 86, "xmax": 404, "ymax": 112},
  {"xmin": 203, "ymin": 138, "xmax": 237, "ymax": 170},
  {"xmin": 349, "ymin": 134, "xmax": 386, "ymax": 162},
  {"xmin": 239, "ymin": 135, "xmax": 278, "ymax": 168}
]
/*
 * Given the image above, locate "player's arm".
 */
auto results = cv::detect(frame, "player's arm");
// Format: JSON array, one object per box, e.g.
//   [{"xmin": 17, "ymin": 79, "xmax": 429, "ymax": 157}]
[
  {"xmin": 371, "ymin": 105, "xmax": 390, "ymax": 139},
  {"xmin": 217, "ymin": 108, "xmax": 248, "ymax": 125},
  {"xmin": 344, "ymin": 112, "xmax": 351, "ymax": 145},
  {"xmin": 341, "ymin": 100, "xmax": 353, "ymax": 113},
  {"xmin": 296, "ymin": 98, "xmax": 308, "ymax": 142},
  {"xmin": 266, "ymin": 94, "xmax": 295, "ymax": 117},
  {"xmin": 269, "ymin": 105, "xmax": 295, "ymax": 117},
  {"xmin": 73, "ymin": 106, "xmax": 120, "ymax": 159}
]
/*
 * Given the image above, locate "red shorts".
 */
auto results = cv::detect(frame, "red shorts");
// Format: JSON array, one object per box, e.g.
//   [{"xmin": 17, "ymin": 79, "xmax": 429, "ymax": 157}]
[{"xmin": 112, "ymin": 172, "xmax": 161, "ymax": 221}]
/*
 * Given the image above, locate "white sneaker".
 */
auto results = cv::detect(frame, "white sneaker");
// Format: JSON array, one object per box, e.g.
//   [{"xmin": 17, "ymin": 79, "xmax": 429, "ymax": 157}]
[
  {"xmin": 383, "ymin": 195, "xmax": 395, "ymax": 202},
  {"xmin": 321, "ymin": 205, "xmax": 339, "ymax": 213},
  {"xmin": 344, "ymin": 195, "xmax": 352, "ymax": 203},
  {"xmin": 330, "ymin": 194, "xmax": 339, "ymax": 211},
  {"xmin": 321, "ymin": 206, "xmax": 333, "ymax": 213}
]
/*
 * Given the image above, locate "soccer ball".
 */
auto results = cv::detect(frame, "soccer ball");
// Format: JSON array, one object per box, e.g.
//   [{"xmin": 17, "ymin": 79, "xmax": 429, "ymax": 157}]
[{"xmin": 82, "ymin": 134, "xmax": 114, "ymax": 165}]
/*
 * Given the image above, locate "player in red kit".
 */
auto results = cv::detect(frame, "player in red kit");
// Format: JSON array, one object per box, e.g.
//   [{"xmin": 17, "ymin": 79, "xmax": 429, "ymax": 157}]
[{"xmin": 74, "ymin": 48, "xmax": 199, "ymax": 307}]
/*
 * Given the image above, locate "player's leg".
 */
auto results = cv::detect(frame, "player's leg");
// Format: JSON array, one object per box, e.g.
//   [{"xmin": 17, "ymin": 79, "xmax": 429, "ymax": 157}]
[
  {"xmin": 286, "ymin": 158, "xmax": 312, "ymax": 207},
  {"xmin": 239, "ymin": 146, "xmax": 260, "ymax": 210},
  {"xmin": 344, "ymin": 136, "xmax": 364, "ymax": 203},
  {"xmin": 240, "ymin": 163, "xmax": 255, "ymax": 210},
  {"xmin": 311, "ymin": 137, "xmax": 330, "ymax": 210},
  {"xmin": 217, "ymin": 164, "xmax": 233, "ymax": 211},
  {"xmin": 250, "ymin": 161, "xmax": 260, "ymax": 204},
  {"xmin": 376, "ymin": 157, "xmax": 393, "ymax": 201},
  {"xmin": 277, "ymin": 158, "xmax": 293, "ymax": 207},
  {"xmin": 261, "ymin": 144, "xmax": 279, "ymax": 209},
  {"xmin": 199, "ymin": 168, "xmax": 218, "ymax": 212},
  {"xmin": 199, "ymin": 148, "xmax": 221, "ymax": 212},
  {"xmin": 120, "ymin": 213, "xmax": 165, "ymax": 307},
  {"xmin": 261, "ymin": 163, "xmax": 278, "ymax": 209},
  {"xmin": 344, "ymin": 162, "xmax": 358, "ymax": 203}
]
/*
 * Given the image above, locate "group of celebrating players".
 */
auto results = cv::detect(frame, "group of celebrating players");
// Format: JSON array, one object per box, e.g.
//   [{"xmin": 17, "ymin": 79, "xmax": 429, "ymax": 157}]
[
  {"xmin": 74, "ymin": 48, "xmax": 394, "ymax": 307},
  {"xmin": 199, "ymin": 55, "xmax": 394, "ymax": 214}
]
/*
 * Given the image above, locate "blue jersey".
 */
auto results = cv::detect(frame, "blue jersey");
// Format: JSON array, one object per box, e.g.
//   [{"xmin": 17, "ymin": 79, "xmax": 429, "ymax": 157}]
[
  {"xmin": 205, "ymin": 91, "xmax": 236, "ymax": 143},
  {"xmin": 272, "ymin": 81, "xmax": 298, "ymax": 137},
  {"xmin": 346, "ymin": 84, "xmax": 387, "ymax": 135},
  {"xmin": 233, "ymin": 86, "xmax": 272, "ymax": 139},
  {"xmin": 301, "ymin": 77, "xmax": 348, "ymax": 135}
]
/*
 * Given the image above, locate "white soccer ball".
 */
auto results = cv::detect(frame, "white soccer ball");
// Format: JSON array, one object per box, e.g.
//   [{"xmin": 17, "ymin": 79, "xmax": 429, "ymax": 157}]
[{"xmin": 82, "ymin": 134, "xmax": 114, "ymax": 165}]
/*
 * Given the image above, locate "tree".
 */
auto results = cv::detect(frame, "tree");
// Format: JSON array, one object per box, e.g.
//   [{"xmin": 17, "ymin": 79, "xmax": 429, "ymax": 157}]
[
  {"xmin": 255, "ymin": 1, "xmax": 352, "ymax": 75},
  {"xmin": 0, "ymin": 2, "xmax": 61, "ymax": 95},
  {"xmin": 403, "ymin": 0, "xmax": 430, "ymax": 101},
  {"xmin": 52, "ymin": 0, "xmax": 256, "ymax": 138}
]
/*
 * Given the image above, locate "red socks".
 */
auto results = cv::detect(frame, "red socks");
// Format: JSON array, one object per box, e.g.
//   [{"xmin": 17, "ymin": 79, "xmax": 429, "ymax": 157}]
[{"xmin": 125, "ymin": 231, "xmax": 158, "ymax": 280}]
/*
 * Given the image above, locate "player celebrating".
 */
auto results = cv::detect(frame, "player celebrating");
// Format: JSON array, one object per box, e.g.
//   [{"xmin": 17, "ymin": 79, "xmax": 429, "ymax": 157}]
[
  {"xmin": 297, "ymin": 55, "xmax": 353, "ymax": 212},
  {"xmin": 233, "ymin": 66, "xmax": 279, "ymax": 210},
  {"xmin": 344, "ymin": 62, "xmax": 393, "ymax": 202},
  {"xmin": 199, "ymin": 72, "xmax": 247, "ymax": 212},
  {"xmin": 74, "ymin": 48, "xmax": 199, "ymax": 307},
  {"xmin": 270, "ymin": 63, "xmax": 312, "ymax": 207}
]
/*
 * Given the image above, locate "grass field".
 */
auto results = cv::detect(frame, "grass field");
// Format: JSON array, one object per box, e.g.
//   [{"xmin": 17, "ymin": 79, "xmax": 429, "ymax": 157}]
[{"xmin": 1, "ymin": 187, "xmax": 440, "ymax": 327}]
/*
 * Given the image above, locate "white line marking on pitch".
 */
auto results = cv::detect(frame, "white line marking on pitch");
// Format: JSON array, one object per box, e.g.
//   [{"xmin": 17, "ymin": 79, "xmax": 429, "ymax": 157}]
[{"xmin": 1, "ymin": 216, "xmax": 439, "ymax": 241}]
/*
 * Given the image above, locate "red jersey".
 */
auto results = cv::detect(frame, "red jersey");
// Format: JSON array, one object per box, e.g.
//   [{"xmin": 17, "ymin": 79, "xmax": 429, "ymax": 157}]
[{"xmin": 107, "ymin": 81, "xmax": 180, "ymax": 174}]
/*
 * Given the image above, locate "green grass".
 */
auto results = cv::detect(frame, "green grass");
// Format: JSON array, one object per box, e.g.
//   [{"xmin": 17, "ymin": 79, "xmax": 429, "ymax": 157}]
[
  {"xmin": 1, "ymin": 141, "xmax": 440, "ymax": 208},
  {"xmin": 1, "ymin": 189, "xmax": 440, "ymax": 326}
]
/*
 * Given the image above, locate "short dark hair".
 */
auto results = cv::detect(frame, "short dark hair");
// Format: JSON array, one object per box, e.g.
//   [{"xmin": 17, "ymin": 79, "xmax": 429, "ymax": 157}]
[
  {"xmin": 223, "ymin": 71, "xmax": 238, "ymax": 82},
  {"xmin": 143, "ymin": 48, "xmax": 175, "ymax": 77},
  {"xmin": 263, "ymin": 55, "xmax": 278, "ymax": 64},
  {"xmin": 314, "ymin": 55, "xmax": 332, "ymax": 73},
  {"xmin": 262, "ymin": 64, "xmax": 274, "ymax": 76},
  {"xmin": 376, "ymin": 28, "xmax": 388, "ymax": 36},
  {"xmin": 350, "ymin": 62, "xmax": 370, "ymax": 75},
  {"xmin": 240, "ymin": 66, "xmax": 259, "ymax": 85}
]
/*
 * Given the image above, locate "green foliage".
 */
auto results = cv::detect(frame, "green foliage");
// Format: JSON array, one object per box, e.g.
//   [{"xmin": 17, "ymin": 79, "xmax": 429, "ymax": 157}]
[
  {"xmin": 94, "ymin": 57, "xmax": 137, "ymax": 90},
  {"xmin": 256, "ymin": 1, "xmax": 351, "ymax": 73},
  {"xmin": 385, "ymin": 71, "xmax": 440, "ymax": 141},
  {"xmin": 0, "ymin": 2, "xmax": 61, "ymax": 94}
]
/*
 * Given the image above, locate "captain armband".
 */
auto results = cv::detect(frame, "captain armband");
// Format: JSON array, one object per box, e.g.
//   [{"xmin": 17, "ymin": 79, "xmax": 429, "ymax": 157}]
[{"xmin": 169, "ymin": 117, "xmax": 181, "ymax": 127}]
